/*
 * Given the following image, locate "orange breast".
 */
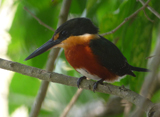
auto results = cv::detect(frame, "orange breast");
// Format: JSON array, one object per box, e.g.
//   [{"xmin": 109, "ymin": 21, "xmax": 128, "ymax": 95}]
[{"xmin": 64, "ymin": 45, "xmax": 118, "ymax": 82}]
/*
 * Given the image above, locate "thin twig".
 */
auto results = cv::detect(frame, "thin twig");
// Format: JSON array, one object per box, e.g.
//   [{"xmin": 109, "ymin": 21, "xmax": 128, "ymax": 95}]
[
  {"xmin": 0, "ymin": 58, "xmax": 156, "ymax": 116},
  {"xmin": 60, "ymin": 89, "xmax": 83, "ymax": 117},
  {"xmin": 24, "ymin": 7, "xmax": 55, "ymax": 32},
  {"xmin": 101, "ymin": 0, "xmax": 151, "ymax": 36},
  {"xmin": 139, "ymin": 0, "xmax": 160, "ymax": 19},
  {"xmin": 29, "ymin": 0, "xmax": 72, "ymax": 117},
  {"xmin": 143, "ymin": 9, "xmax": 154, "ymax": 22}
]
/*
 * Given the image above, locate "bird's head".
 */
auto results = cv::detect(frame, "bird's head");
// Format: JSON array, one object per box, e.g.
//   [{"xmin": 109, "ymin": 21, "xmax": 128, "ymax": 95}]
[{"xmin": 25, "ymin": 17, "xmax": 98, "ymax": 60}]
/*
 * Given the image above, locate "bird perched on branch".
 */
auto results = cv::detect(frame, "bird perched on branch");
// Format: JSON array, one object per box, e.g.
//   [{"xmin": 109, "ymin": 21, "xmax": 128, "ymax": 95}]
[{"xmin": 25, "ymin": 17, "xmax": 149, "ymax": 92}]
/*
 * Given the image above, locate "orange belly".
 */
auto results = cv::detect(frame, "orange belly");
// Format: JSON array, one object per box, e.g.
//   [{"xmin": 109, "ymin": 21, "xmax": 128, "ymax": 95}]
[{"xmin": 64, "ymin": 45, "xmax": 118, "ymax": 82}]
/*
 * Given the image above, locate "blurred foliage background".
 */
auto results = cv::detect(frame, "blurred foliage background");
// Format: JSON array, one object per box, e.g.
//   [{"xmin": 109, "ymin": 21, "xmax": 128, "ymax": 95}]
[{"xmin": 1, "ymin": 0, "xmax": 160, "ymax": 117}]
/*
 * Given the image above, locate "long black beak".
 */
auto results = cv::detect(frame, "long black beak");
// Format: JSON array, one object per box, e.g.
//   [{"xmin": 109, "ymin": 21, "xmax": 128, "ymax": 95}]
[{"xmin": 25, "ymin": 39, "xmax": 61, "ymax": 61}]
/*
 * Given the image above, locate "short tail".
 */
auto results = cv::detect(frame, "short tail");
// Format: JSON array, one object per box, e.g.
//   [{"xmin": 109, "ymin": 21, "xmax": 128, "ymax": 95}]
[{"xmin": 130, "ymin": 66, "xmax": 150, "ymax": 72}]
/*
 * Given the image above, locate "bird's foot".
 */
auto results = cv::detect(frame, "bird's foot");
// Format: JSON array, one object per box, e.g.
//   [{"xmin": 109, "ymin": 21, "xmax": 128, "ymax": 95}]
[
  {"xmin": 93, "ymin": 79, "xmax": 104, "ymax": 92},
  {"xmin": 77, "ymin": 76, "xmax": 86, "ymax": 88}
]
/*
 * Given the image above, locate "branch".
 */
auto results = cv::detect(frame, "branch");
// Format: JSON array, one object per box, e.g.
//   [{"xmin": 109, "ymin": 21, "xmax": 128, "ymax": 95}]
[
  {"xmin": 101, "ymin": 0, "xmax": 151, "ymax": 36},
  {"xmin": 0, "ymin": 58, "xmax": 155, "ymax": 115},
  {"xmin": 24, "ymin": 7, "xmax": 55, "ymax": 32},
  {"xmin": 29, "ymin": 0, "xmax": 72, "ymax": 117},
  {"xmin": 139, "ymin": 0, "xmax": 160, "ymax": 19}
]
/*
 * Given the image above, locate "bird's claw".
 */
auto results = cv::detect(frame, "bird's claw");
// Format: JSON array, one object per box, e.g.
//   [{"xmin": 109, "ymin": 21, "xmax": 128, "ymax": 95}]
[
  {"xmin": 77, "ymin": 77, "xmax": 104, "ymax": 92},
  {"xmin": 93, "ymin": 82, "xmax": 98, "ymax": 92},
  {"xmin": 77, "ymin": 76, "xmax": 86, "ymax": 88},
  {"xmin": 93, "ymin": 79, "xmax": 104, "ymax": 92}
]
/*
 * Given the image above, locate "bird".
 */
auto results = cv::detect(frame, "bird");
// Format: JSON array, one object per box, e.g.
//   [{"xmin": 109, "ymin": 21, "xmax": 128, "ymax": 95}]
[{"xmin": 25, "ymin": 17, "xmax": 149, "ymax": 92}]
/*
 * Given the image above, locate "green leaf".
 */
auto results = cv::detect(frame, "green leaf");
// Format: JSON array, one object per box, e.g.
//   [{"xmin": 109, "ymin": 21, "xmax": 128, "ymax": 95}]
[{"xmin": 70, "ymin": 0, "xmax": 86, "ymax": 15}]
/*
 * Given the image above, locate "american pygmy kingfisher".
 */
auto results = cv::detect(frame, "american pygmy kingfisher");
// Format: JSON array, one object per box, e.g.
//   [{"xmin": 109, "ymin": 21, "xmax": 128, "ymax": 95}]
[{"xmin": 25, "ymin": 18, "xmax": 149, "ymax": 91}]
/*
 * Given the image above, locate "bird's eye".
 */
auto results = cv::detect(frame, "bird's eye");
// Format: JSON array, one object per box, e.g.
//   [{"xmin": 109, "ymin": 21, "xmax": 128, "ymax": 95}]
[{"xmin": 61, "ymin": 30, "xmax": 68, "ymax": 36}]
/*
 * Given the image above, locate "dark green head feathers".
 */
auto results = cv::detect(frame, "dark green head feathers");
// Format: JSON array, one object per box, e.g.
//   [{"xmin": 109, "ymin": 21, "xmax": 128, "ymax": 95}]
[{"xmin": 53, "ymin": 18, "xmax": 99, "ymax": 39}]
